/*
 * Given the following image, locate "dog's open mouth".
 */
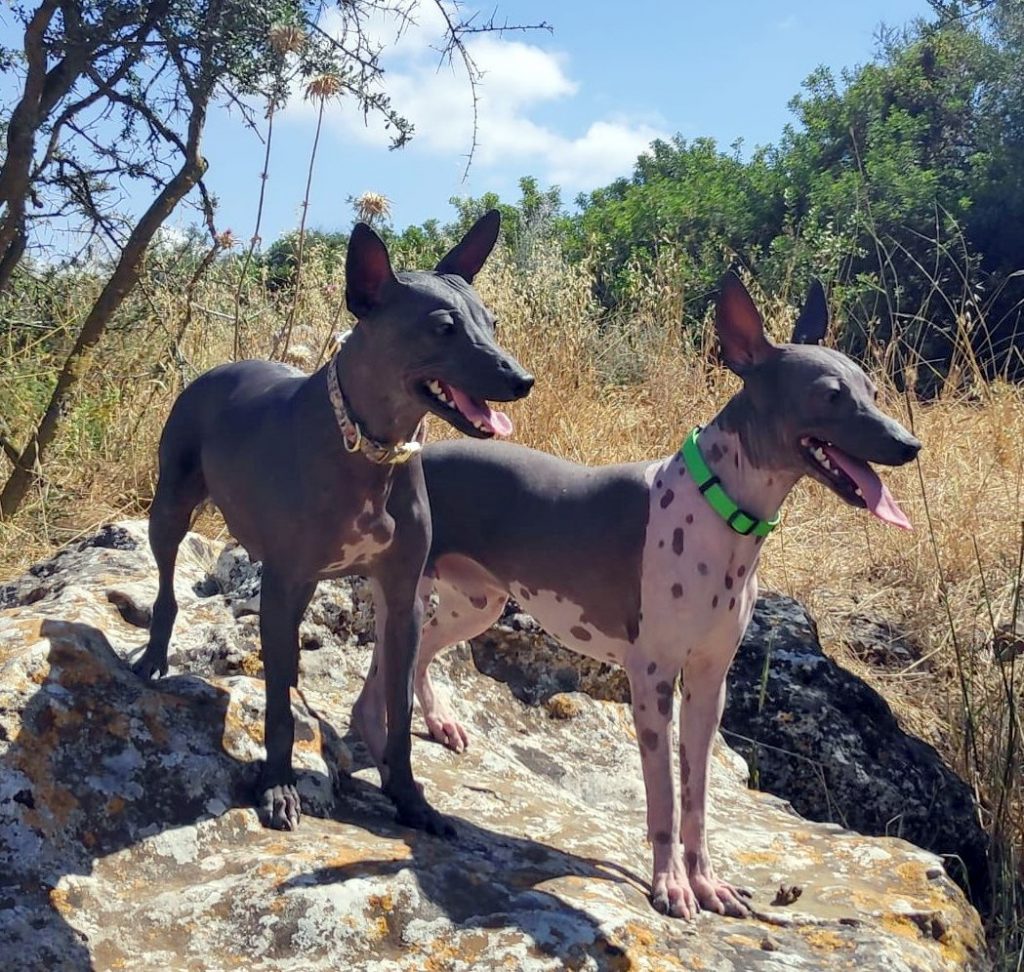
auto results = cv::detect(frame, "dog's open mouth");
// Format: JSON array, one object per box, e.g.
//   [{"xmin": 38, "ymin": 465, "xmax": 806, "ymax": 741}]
[
  {"xmin": 423, "ymin": 379, "xmax": 513, "ymax": 438},
  {"xmin": 800, "ymin": 435, "xmax": 911, "ymax": 530}
]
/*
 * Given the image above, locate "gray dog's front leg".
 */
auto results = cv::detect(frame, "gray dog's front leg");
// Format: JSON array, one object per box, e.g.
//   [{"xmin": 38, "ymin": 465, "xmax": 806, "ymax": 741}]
[
  {"xmin": 373, "ymin": 569, "xmax": 454, "ymax": 837},
  {"xmin": 257, "ymin": 567, "xmax": 314, "ymax": 831}
]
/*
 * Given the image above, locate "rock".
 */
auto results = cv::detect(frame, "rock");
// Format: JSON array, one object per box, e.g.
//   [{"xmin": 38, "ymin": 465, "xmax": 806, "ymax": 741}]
[
  {"xmin": 722, "ymin": 593, "xmax": 991, "ymax": 910},
  {"xmin": 472, "ymin": 605, "xmax": 630, "ymax": 704},
  {"xmin": 836, "ymin": 612, "xmax": 922, "ymax": 669},
  {"xmin": 466, "ymin": 591, "xmax": 990, "ymax": 913},
  {"xmin": 0, "ymin": 522, "xmax": 989, "ymax": 971}
]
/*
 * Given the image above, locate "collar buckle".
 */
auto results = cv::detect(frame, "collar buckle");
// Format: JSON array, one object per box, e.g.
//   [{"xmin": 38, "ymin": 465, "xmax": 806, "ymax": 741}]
[{"xmin": 680, "ymin": 427, "xmax": 780, "ymax": 538}]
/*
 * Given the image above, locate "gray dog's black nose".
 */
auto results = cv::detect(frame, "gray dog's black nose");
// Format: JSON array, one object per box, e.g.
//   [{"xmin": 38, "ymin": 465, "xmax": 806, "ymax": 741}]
[
  {"xmin": 901, "ymin": 436, "xmax": 922, "ymax": 462},
  {"xmin": 512, "ymin": 373, "xmax": 535, "ymax": 398}
]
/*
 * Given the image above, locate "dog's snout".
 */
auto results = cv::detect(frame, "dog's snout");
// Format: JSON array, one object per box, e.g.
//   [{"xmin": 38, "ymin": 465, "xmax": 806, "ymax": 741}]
[
  {"xmin": 900, "ymin": 435, "xmax": 922, "ymax": 463},
  {"xmin": 511, "ymin": 372, "xmax": 535, "ymax": 399}
]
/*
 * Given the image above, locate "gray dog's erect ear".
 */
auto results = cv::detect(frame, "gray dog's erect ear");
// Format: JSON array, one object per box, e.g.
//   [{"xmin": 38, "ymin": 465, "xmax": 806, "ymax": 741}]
[
  {"xmin": 715, "ymin": 271, "xmax": 776, "ymax": 376},
  {"xmin": 346, "ymin": 223, "xmax": 398, "ymax": 319},
  {"xmin": 790, "ymin": 278, "xmax": 829, "ymax": 345},
  {"xmin": 435, "ymin": 209, "xmax": 501, "ymax": 283}
]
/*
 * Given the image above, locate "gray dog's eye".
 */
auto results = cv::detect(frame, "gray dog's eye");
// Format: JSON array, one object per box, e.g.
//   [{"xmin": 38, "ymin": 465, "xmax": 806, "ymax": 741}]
[{"xmin": 428, "ymin": 312, "xmax": 456, "ymax": 335}]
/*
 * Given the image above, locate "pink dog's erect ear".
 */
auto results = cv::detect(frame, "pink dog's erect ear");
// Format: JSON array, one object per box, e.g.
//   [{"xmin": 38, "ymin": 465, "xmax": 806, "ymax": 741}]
[
  {"xmin": 346, "ymin": 222, "xmax": 398, "ymax": 319},
  {"xmin": 790, "ymin": 278, "xmax": 829, "ymax": 345},
  {"xmin": 715, "ymin": 271, "xmax": 776, "ymax": 375},
  {"xmin": 435, "ymin": 209, "xmax": 501, "ymax": 284}
]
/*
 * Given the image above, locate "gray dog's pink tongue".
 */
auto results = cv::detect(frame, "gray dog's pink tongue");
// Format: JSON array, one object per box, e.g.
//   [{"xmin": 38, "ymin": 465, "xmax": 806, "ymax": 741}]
[
  {"xmin": 823, "ymin": 445, "xmax": 912, "ymax": 530},
  {"xmin": 450, "ymin": 387, "xmax": 513, "ymax": 437}
]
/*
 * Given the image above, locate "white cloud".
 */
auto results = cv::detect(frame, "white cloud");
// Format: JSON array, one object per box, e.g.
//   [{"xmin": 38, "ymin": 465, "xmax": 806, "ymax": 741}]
[{"xmin": 283, "ymin": 3, "xmax": 666, "ymax": 194}]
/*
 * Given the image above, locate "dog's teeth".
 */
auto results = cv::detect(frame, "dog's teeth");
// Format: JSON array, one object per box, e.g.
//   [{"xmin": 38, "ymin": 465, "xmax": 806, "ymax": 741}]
[
  {"xmin": 427, "ymin": 380, "xmax": 441, "ymax": 394},
  {"xmin": 812, "ymin": 448, "xmax": 826, "ymax": 462},
  {"xmin": 855, "ymin": 487, "xmax": 863, "ymax": 497}
]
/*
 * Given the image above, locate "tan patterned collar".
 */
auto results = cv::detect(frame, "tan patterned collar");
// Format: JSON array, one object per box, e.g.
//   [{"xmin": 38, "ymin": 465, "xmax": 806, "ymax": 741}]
[{"xmin": 326, "ymin": 340, "xmax": 425, "ymax": 465}]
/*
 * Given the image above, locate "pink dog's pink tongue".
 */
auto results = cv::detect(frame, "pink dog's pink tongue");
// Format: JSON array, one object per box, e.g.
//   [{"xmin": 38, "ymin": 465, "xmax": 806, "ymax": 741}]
[
  {"xmin": 823, "ymin": 445, "xmax": 912, "ymax": 530},
  {"xmin": 449, "ymin": 386, "xmax": 513, "ymax": 437}
]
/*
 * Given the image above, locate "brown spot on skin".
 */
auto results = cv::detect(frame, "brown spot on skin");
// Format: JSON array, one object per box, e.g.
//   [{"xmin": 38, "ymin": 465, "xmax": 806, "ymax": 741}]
[
  {"xmin": 570, "ymin": 625, "xmax": 592, "ymax": 642},
  {"xmin": 767, "ymin": 477, "xmax": 774, "ymax": 486},
  {"xmin": 685, "ymin": 513, "xmax": 693, "ymax": 524},
  {"xmin": 680, "ymin": 747, "xmax": 691, "ymax": 784},
  {"xmin": 647, "ymin": 662, "xmax": 657, "ymax": 675},
  {"xmin": 470, "ymin": 594, "xmax": 488, "ymax": 609},
  {"xmin": 641, "ymin": 729, "xmax": 659, "ymax": 751},
  {"xmin": 656, "ymin": 680, "xmax": 672, "ymax": 695},
  {"xmin": 528, "ymin": 586, "xmax": 538, "ymax": 597},
  {"xmin": 678, "ymin": 466, "xmax": 685, "ymax": 476},
  {"xmin": 519, "ymin": 587, "xmax": 531, "ymax": 601},
  {"xmin": 429, "ymin": 618, "xmax": 438, "ymax": 627},
  {"xmin": 451, "ymin": 611, "xmax": 460, "ymax": 618},
  {"xmin": 683, "ymin": 689, "xmax": 691, "ymax": 703},
  {"xmin": 725, "ymin": 574, "xmax": 733, "ymax": 590},
  {"xmin": 660, "ymin": 489, "xmax": 675, "ymax": 509},
  {"xmin": 639, "ymin": 703, "xmax": 647, "ymax": 712},
  {"xmin": 658, "ymin": 540, "xmax": 664, "ymax": 549},
  {"xmin": 734, "ymin": 453, "xmax": 739, "ymax": 468},
  {"xmin": 672, "ymin": 529, "xmax": 685, "ymax": 556},
  {"xmin": 698, "ymin": 562, "xmax": 708, "ymax": 575},
  {"xmin": 654, "ymin": 831, "xmax": 671, "ymax": 845},
  {"xmin": 658, "ymin": 696, "xmax": 671, "ymax": 716},
  {"xmin": 656, "ymin": 479, "xmax": 663, "ymax": 489},
  {"xmin": 555, "ymin": 594, "xmax": 563, "ymax": 602},
  {"xmin": 737, "ymin": 565, "xmax": 746, "ymax": 578},
  {"xmin": 729, "ymin": 597, "xmax": 736, "ymax": 610},
  {"xmin": 712, "ymin": 595, "xmax": 719, "ymax": 609},
  {"xmin": 607, "ymin": 653, "xmax": 617, "ymax": 660},
  {"xmin": 671, "ymin": 583, "xmax": 683, "ymax": 598},
  {"xmin": 708, "ymin": 443, "xmax": 725, "ymax": 462}
]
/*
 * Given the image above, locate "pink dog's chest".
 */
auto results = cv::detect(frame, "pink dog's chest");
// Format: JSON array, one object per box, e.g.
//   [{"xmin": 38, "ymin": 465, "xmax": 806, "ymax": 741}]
[{"xmin": 636, "ymin": 454, "xmax": 760, "ymax": 667}]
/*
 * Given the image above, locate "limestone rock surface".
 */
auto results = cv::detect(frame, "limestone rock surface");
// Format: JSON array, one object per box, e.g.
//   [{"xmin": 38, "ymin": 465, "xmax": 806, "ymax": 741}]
[{"xmin": 0, "ymin": 522, "xmax": 988, "ymax": 971}]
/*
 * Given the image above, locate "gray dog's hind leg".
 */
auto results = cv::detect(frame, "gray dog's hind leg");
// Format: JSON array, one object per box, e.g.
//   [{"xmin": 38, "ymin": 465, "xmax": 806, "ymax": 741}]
[{"xmin": 133, "ymin": 449, "xmax": 207, "ymax": 680}]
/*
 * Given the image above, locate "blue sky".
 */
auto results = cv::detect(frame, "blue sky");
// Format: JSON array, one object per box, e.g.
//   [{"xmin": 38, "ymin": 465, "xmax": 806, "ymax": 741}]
[
  {"xmin": 202, "ymin": 0, "xmax": 933, "ymax": 242},
  {"xmin": 5, "ymin": 0, "xmax": 935, "ymax": 253}
]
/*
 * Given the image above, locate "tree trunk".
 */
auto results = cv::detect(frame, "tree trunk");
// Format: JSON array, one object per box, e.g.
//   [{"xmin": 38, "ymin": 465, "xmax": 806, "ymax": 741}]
[{"xmin": 0, "ymin": 150, "xmax": 208, "ymax": 518}]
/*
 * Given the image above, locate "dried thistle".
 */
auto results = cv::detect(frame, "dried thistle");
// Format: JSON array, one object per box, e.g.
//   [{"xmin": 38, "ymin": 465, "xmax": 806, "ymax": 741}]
[
  {"xmin": 215, "ymin": 229, "xmax": 238, "ymax": 249},
  {"xmin": 354, "ymin": 192, "xmax": 392, "ymax": 224},
  {"xmin": 305, "ymin": 73, "xmax": 344, "ymax": 103},
  {"xmin": 268, "ymin": 23, "xmax": 305, "ymax": 56}
]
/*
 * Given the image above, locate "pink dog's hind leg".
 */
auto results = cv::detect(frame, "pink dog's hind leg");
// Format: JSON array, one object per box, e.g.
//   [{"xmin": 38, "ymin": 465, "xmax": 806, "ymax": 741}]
[
  {"xmin": 415, "ymin": 555, "xmax": 507, "ymax": 751},
  {"xmin": 352, "ymin": 556, "xmax": 507, "ymax": 758}
]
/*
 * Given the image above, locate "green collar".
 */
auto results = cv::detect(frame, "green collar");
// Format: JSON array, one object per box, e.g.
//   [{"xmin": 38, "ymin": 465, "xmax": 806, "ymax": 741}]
[{"xmin": 680, "ymin": 427, "xmax": 780, "ymax": 538}]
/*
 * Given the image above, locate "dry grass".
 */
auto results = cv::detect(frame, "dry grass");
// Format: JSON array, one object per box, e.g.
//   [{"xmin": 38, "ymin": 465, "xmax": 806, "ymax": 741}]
[{"xmin": 0, "ymin": 238, "xmax": 1021, "ymax": 963}]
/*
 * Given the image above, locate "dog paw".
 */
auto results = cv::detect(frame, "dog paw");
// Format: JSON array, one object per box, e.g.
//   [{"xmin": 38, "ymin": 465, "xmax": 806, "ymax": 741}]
[
  {"xmin": 131, "ymin": 649, "xmax": 168, "ymax": 680},
  {"xmin": 650, "ymin": 870, "xmax": 700, "ymax": 920},
  {"xmin": 392, "ymin": 791, "xmax": 455, "ymax": 838},
  {"xmin": 689, "ymin": 873, "xmax": 752, "ymax": 918},
  {"xmin": 424, "ymin": 710, "xmax": 469, "ymax": 753},
  {"xmin": 259, "ymin": 783, "xmax": 301, "ymax": 831}
]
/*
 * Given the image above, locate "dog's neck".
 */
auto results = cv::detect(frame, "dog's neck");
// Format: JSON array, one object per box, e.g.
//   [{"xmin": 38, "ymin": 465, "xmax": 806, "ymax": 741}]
[
  {"xmin": 680, "ymin": 390, "xmax": 801, "ymax": 525},
  {"xmin": 332, "ymin": 324, "xmax": 426, "ymax": 447}
]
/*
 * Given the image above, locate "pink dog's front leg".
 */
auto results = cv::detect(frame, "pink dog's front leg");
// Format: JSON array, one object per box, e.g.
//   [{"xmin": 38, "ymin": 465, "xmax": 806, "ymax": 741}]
[
  {"xmin": 678, "ymin": 654, "xmax": 751, "ymax": 917},
  {"xmin": 629, "ymin": 663, "xmax": 699, "ymax": 919}
]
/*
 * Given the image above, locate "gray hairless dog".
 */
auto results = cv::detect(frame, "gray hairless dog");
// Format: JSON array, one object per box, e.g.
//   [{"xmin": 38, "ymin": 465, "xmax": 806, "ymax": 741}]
[
  {"xmin": 354, "ymin": 271, "xmax": 920, "ymax": 915},
  {"xmin": 132, "ymin": 211, "xmax": 533, "ymax": 836}
]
